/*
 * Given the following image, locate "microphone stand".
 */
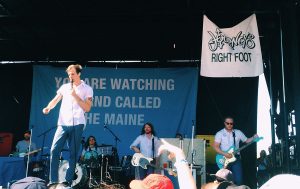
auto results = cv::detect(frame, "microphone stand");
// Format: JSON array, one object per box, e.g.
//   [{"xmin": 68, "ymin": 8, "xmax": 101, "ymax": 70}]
[
  {"xmin": 179, "ymin": 136, "xmax": 183, "ymax": 150},
  {"xmin": 190, "ymin": 120, "xmax": 196, "ymax": 171},
  {"xmin": 104, "ymin": 124, "xmax": 121, "ymax": 150},
  {"xmin": 36, "ymin": 126, "xmax": 56, "ymax": 181},
  {"xmin": 104, "ymin": 123, "xmax": 121, "ymax": 181},
  {"xmin": 37, "ymin": 126, "xmax": 57, "ymax": 158},
  {"xmin": 26, "ymin": 127, "xmax": 33, "ymax": 177}
]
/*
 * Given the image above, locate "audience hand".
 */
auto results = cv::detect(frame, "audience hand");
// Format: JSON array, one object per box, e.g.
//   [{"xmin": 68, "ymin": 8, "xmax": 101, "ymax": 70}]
[{"xmin": 158, "ymin": 139, "xmax": 186, "ymax": 161}]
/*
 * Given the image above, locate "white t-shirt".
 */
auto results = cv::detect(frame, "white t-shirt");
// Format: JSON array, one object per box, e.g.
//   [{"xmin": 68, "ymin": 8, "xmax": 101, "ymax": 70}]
[
  {"xmin": 214, "ymin": 128, "xmax": 247, "ymax": 152},
  {"xmin": 57, "ymin": 80, "xmax": 93, "ymax": 126}
]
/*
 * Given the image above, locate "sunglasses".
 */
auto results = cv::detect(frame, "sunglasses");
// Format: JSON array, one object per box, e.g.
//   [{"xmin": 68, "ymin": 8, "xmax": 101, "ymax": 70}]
[{"xmin": 225, "ymin": 122, "xmax": 233, "ymax": 125}]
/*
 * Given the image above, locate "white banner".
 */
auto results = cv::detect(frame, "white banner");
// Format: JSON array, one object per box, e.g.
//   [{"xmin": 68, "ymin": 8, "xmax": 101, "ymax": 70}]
[{"xmin": 200, "ymin": 14, "xmax": 264, "ymax": 77}]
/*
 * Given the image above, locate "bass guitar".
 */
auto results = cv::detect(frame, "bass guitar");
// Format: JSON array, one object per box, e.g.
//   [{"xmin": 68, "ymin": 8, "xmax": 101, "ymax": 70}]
[
  {"xmin": 131, "ymin": 153, "xmax": 177, "ymax": 177},
  {"xmin": 216, "ymin": 137, "xmax": 263, "ymax": 169}
]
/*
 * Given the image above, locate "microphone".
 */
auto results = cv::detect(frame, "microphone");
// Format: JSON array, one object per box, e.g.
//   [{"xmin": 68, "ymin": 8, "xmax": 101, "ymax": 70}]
[{"xmin": 70, "ymin": 79, "xmax": 73, "ymax": 89}]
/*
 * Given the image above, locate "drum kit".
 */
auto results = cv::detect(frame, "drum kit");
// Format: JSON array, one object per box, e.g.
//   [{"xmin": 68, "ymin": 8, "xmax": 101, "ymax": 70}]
[
  {"xmin": 21, "ymin": 144, "xmax": 123, "ymax": 189},
  {"xmin": 56, "ymin": 144, "xmax": 121, "ymax": 189}
]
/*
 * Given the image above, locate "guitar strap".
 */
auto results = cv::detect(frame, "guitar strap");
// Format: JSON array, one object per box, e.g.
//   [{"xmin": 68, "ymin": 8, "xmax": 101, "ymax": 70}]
[
  {"xmin": 152, "ymin": 137, "xmax": 155, "ymax": 159},
  {"xmin": 232, "ymin": 130, "xmax": 236, "ymax": 149},
  {"xmin": 233, "ymin": 130, "xmax": 240, "ymax": 158}
]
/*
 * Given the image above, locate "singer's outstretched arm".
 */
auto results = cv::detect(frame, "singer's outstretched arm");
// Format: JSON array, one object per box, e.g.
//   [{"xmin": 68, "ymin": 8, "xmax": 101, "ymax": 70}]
[{"xmin": 42, "ymin": 94, "xmax": 62, "ymax": 114}]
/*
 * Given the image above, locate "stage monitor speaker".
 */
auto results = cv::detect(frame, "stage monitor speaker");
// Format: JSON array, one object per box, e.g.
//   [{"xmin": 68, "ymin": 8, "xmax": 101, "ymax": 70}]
[
  {"xmin": 0, "ymin": 132, "xmax": 13, "ymax": 156},
  {"xmin": 196, "ymin": 135, "xmax": 217, "ymax": 165}
]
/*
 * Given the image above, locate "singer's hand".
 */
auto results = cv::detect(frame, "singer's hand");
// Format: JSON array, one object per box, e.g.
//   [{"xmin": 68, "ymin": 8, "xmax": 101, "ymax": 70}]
[
  {"xmin": 42, "ymin": 107, "xmax": 50, "ymax": 114},
  {"xmin": 71, "ymin": 89, "xmax": 77, "ymax": 97}
]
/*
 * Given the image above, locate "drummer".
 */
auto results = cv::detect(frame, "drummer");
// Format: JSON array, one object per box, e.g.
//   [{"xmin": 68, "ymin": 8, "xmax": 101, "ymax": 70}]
[{"xmin": 80, "ymin": 136, "xmax": 102, "ymax": 162}]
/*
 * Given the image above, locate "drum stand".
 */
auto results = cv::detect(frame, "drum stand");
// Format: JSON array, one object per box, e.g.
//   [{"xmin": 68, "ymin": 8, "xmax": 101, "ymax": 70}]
[
  {"xmin": 100, "ymin": 153, "xmax": 112, "ymax": 184},
  {"xmin": 100, "ymin": 153, "xmax": 104, "ymax": 183},
  {"xmin": 86, "ymin": 157, "xmax": 100, "ymax": 188},
  {"xmin": 88, "ymin": 167, "xmax": 99, "ymax": 188}
]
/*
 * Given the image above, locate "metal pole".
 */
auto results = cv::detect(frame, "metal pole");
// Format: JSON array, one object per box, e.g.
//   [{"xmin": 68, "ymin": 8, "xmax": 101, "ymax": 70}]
[
  {"xmin": 278, "ymin": 10, "xmax": 291, "ymax": 173},
  {"xmin": 191, "ymin": 120, "xmax": 195, "ymax": 171},
  {"xmin": 26, "ymin": 128, "xmax": 33, "ymax": 177},
  {"xmin": 268, "ymin": 56, "xmax": 277, "ymax": 173}
]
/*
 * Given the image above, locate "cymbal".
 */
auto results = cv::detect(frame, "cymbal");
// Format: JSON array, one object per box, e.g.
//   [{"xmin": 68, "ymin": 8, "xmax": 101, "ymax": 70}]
[{"xmin": 98, "ymin": 144, "xmax": 112, "ymax": 147}]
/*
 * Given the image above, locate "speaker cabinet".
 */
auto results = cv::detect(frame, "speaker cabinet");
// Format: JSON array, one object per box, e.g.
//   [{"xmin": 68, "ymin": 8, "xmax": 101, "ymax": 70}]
[
  {"xmin": 0, "ymin": 132, "xmax": 13, "ymax": 156},
  {"xmin": 196, "ymin": 135, "xmax": 217, "ymax": 165}
]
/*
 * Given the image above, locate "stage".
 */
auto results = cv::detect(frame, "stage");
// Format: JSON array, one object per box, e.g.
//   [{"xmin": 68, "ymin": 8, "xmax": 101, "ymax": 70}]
[{"xmin": 0, "ymin": 157, "xmax": 26, "ymax": 187}]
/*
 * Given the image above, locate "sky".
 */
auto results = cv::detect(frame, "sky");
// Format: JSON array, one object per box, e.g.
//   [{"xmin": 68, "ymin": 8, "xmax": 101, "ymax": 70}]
[{"xmin": 257, "ymin": 74, "xmax": 272, "ymax": 157}]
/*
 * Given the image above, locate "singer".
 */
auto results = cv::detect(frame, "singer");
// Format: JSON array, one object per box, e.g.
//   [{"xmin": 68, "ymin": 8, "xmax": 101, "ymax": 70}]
[{"xmin": 42, "ymin": 64, "xmax": 93, "ymax": 187}]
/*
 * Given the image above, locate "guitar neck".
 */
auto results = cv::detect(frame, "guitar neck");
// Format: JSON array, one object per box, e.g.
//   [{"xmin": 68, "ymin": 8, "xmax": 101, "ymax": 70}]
[
  {"xmin": 233, "ymin": 140, "xmax": 256, "ymax": 155},
  {"xmin": 25, "ymin": 148, "xmax": 41, "ymax": 156}
]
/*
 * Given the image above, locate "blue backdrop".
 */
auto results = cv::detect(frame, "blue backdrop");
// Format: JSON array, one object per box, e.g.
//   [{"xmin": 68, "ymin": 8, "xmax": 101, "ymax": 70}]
[{"xmin": 29, "ymin": 65, "xmax": 198, "ymax": 158}]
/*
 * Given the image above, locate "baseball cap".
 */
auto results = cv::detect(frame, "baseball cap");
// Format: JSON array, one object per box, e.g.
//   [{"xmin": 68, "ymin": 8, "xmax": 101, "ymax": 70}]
[
  {"xmin": 214, "ymin": 168, "xmax": 233, "ymax": 182},
  {"xmin": 129, "ymin": 174, "xmax": 174, "ymax": 189}
]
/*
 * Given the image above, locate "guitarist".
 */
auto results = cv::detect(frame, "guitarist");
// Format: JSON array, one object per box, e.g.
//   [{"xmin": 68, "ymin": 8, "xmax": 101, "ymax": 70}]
[
  {"xmin": 15, "ymin": 130, "xmax": 40, "ymax": 177},
  {"xmin": 213, "ymin": 116, "xmax": 259, "ymax": 185},
  {"xmin": 130, "ymin": 122, "xmax": 161, "ymax": 180},
  {"xmin": 15, "ymin": 130, "xmax": 37, "ymax": 157}
]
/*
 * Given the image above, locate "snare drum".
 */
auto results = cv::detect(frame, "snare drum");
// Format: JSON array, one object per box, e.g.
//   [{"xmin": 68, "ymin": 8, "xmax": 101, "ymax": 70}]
[{"xmin": 58, "ymin": 160, "xmax": 88, "ymax": 189}]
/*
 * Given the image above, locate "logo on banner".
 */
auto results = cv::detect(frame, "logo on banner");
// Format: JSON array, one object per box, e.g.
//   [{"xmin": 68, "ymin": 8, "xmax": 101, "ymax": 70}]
[{"xmin": 201, "ymin": 14, "xmax": 264, "ymax": 77}]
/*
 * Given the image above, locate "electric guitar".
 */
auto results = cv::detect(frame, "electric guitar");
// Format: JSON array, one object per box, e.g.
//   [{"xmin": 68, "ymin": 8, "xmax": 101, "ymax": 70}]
[
  {"xmin": 216, "ymin": 137, "xmax": 263, "ymax": 169},
  {"xmin": 131, "ymin": 153, "xmax": 177, "ymax": 177},
  {"xmin": 19, "ymin": 148, "xmax": 42, "ymax": 157}
]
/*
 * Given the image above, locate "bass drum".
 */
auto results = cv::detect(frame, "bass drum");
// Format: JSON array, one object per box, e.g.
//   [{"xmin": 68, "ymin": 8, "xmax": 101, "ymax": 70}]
[
  {"xmin": 83, "ymin": 150, "xmax": 99, "ymax": 168},
  {"xmin": 58, "ymin": 160, "xmax": 88, "ymax": 189},
  {"xmin": 84, "ymin": 150, "xmax": 98, "ymax": 160}
]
